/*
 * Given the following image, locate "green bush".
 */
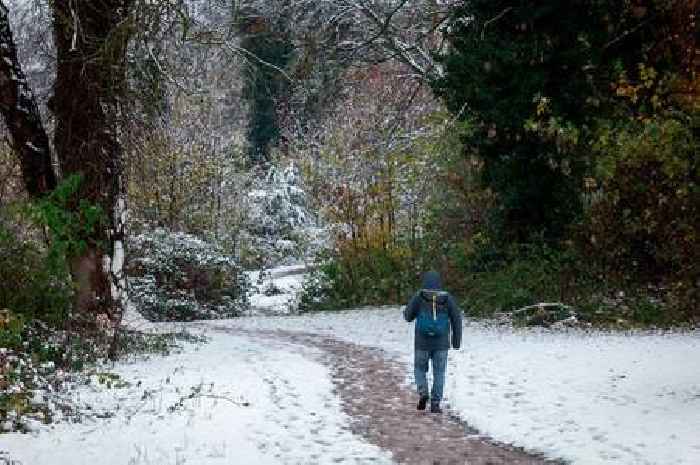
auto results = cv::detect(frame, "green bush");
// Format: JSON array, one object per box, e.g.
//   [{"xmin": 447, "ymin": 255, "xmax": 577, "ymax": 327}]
[
  {"xmin": 0, "ymin": 310, "xmax": 23, "ymax": 350},
  {"xmin": 299, "ymin": 230, "xmax": 590, "ymax": 318},
  {"xmin": 298, "ymin": 244, "xmax": 418, "ymax": 312},
  {"xmin": 585, "ymin": 115, "xmax": 698, "ymax": 319},
  {"xmin": 630, "ymin": 298, "xmax": 668, "ymax": 327},
  {"xmin": 28, "ymin": 174, "xmax": 106, "ymax": 266},
  {"xmin": 0, "ymin": 174, "xmax": 112, "ymax": 327},
  {"xmin": 455, "ymin": 241, "xmax": 597, "ymax": 317},
  {"xmin": 0, "ymin": 223, "xmax": 72, "ymax": 325}
]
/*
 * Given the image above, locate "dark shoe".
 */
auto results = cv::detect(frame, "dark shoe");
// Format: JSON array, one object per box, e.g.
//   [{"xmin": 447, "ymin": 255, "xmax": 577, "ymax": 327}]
[
  {"xmin": 417, "ymin": 395, "xmax": 429, "ymax": 410},
  {"xmin": 430, "ymin": 402, "xmax": 442, "ymax": 413}
]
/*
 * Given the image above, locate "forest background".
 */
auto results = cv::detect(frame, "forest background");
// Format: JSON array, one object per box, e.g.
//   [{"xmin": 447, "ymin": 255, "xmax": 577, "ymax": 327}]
[{"xmin": 0, "ymin": 0, "xmax": 697, "ymax": 376}]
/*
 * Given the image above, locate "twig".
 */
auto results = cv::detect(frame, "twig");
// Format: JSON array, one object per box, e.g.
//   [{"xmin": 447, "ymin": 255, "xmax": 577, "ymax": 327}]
[
  {"xmin": 194, "ymin": 393, "xmax": 250, "ymax": 407},
  {"xmin": 448, "ymin": 102, "xmax": 469, "ymax": 127},
  {"xmin": 222, "ymin": 42, "xmax": 294, "ymax": 83},
  {"xmin": 146, "ymin": 46, "xmax": 194, "ymax": 94},
  {"xmin": 482, "ymin": 7, "xmax": 513, "ymax": 40},
  {"xmin": 603, "ymin": 17, "xmax": 655, "ymax": 50}
]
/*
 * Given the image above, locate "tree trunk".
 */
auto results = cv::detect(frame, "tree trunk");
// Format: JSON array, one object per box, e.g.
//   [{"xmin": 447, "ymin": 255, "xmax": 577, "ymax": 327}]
[
  {"xmin": 1, "ymin": 0, "xmax": 131, "ymax": 355},
  {"xmin": 51, "ymin": 0, "xmax": 131, "ymax": 340},
  {"xmin": 0, "ymin": 2, "xmax": 56, "ymax": 197}
]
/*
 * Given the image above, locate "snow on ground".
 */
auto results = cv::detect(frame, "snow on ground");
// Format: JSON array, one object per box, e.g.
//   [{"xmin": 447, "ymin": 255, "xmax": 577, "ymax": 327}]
[
  {"xmin": 448, "ymin": 326, "xmax": 700, "ymax": 465},
  {"xmin": 4, "ymin": 265, "xmax": 698, "ymax": 465},
  {"xmin": 1, "ymin": 326, "xmax": 393, "ymax": 465},
  {"xmin": 121, "ymin": 300, "xmax": 159, "ymax": 333},
  {"xmin": 211, "ymin": 307, "xmax": 700, "ymax": 465},
  {"xmin": 245, "ymin": 264, "xmax": 307, "ymax": 316}
]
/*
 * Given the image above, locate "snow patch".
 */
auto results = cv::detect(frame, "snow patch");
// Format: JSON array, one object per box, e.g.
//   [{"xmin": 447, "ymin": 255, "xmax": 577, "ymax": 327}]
[
  {"xmin": 246, "ymin": 264, "xmax": 308, "ymax": 316},
  {"xmin": 2, "ymin": 329, "xmax": 394, "ymax": 465}
]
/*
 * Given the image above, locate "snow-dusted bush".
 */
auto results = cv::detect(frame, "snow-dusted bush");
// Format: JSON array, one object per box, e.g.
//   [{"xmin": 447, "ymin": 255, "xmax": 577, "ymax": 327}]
[
  {"xmin": 0, "ymin": 313, "xmax": 109, "ymax": 433},
  {"xmin": 297, "ymin": 268, "xmax": 336, "ymax": 312},
  {"xmin": 128, "ymin": 228, "xmax": 249, "ymax": 321},
  {"xmin": 247, "ymin": 163, "xmax": 314, "ymax": 236},
  {"xmin": 242, "ymin": 163, "xmax": 327, "ymax": 266},
  {"xmin": 0, "ymin": 308, "xmax": 201, "ymax": 433}
]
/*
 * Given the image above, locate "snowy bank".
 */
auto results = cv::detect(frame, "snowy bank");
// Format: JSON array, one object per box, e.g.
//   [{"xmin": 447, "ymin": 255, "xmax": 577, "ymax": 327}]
[{"xmin": 1, "ymin": 328, "xmax": 393, "ymax": 465}]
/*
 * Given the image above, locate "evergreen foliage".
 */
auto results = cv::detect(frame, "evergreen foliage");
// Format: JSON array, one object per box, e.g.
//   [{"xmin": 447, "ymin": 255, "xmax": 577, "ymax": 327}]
[
  {"xmin": 423, "ymin": 0, "xmax": 699, "ymax": 320},
  {"xmin": 434, "ymin": 1, "xmax": 611, "ymax": 240},
  {"xmin": 240, "ymin": 15, "xmax": 294, "ymax": 165},
  {"xmin": 0, "ymin": 224, "xmax": 71, "ymax": 326},
  {"xmin": 0, "ymin": 175, "xmax": 106, "ymax": 327}
]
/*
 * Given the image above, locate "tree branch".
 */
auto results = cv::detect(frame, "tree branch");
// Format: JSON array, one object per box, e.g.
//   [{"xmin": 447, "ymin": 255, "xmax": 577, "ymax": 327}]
[
  {"xmin": 0, "ymin": 1, "xmax": 56, "ymax": 197},
  {"xmin": 603, "ymin": 17, "xmax": 655, "ymax": 50},
  {"xmin": 482, "ymin": 7, "xmax": 512, "ymax": 40}
]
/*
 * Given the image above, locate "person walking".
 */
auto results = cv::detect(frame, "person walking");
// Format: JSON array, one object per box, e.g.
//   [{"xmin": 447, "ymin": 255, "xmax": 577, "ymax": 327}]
[{"xmin": 404, "ymin": 270, "xmax": 462, "ymax": 413}]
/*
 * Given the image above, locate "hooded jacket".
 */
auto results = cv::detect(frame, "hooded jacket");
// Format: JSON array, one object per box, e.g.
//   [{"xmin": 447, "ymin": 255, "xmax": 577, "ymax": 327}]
[{"xmin": 403, "ymin": 271, "xmax": 463, "ymax": 351}]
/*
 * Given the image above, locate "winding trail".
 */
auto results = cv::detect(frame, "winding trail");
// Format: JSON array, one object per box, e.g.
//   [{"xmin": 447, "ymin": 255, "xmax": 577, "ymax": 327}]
[{"xmin": 214, "ymin": 326, "xmax": 563, "ymax": 465}]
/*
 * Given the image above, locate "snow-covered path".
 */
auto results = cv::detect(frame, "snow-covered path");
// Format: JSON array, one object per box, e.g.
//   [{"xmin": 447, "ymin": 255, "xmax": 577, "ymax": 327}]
[
  {"xmin": 216, "ymin": 327, "xmax": 556, "ymax": 465},
  {"xmin": 214, "ymin": 308, "xmax": 700, "ymax": 465},
  {"xmin": 3, "ymin": 265, "xmax": 699, "ymax": 465},
  {"xmin": 2, "ymin": 323, "xmax": 555, "ymax": 465}
]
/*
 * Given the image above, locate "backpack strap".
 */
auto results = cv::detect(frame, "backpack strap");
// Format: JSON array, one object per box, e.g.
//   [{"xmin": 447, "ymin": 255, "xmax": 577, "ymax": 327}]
[{"xmin": 432, "ymin": 294, "xmax": 437, "ymax": 320}]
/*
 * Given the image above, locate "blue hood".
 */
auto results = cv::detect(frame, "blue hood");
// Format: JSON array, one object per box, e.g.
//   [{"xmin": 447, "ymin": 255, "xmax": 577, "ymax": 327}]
[
  {"xmin": 420, "ymin": 271, "xmax": 448, "ymax": 304},
  {"xmin": 421, "ymin": 270, "xmax": 442, "ymax": 290}
]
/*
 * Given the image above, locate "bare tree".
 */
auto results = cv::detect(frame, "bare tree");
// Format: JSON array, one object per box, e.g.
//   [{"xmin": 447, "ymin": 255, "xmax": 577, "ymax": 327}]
[{"xmin": 281, "ymin": 0, "xmax": 455, "ymax": 79}]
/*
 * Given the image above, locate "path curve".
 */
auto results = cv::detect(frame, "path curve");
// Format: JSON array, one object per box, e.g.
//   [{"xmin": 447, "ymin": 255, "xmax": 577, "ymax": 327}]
[{"xmin": 214, "ymin": 326, "xmax": 563, "ymax": 465}]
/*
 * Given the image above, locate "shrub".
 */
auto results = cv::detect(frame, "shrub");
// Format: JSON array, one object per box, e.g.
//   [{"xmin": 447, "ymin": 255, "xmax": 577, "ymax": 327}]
[
  {"xmin": 459, "ymin": 246, "xmax": 548, "ymax": 316},
  {"xmin": 128, "ymin": 228, "xmax": 249, "ymax": 321},
  {"xmin": 298, "ymin": 242, "xmax": 418, "ymax": 312},
  {"xmin": 585, "ymin": 115, "xmax": 698, "ymax": 319},
  {"xmin": 0, "ymin": 223, "xmax": 72, "ymax": 326},
  {"xmin": 297, "ymin": 257, "xmax": 340, "ymax": 312},
  {"xmin": 0, "ymin": 310, "xmax": 96, "ymax": 431}
]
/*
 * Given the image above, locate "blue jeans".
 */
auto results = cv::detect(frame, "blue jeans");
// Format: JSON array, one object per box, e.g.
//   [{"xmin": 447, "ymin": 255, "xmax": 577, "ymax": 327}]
[{"xmin": 414, "ymin": 349, "xmax": 448, "ymax": 403}]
